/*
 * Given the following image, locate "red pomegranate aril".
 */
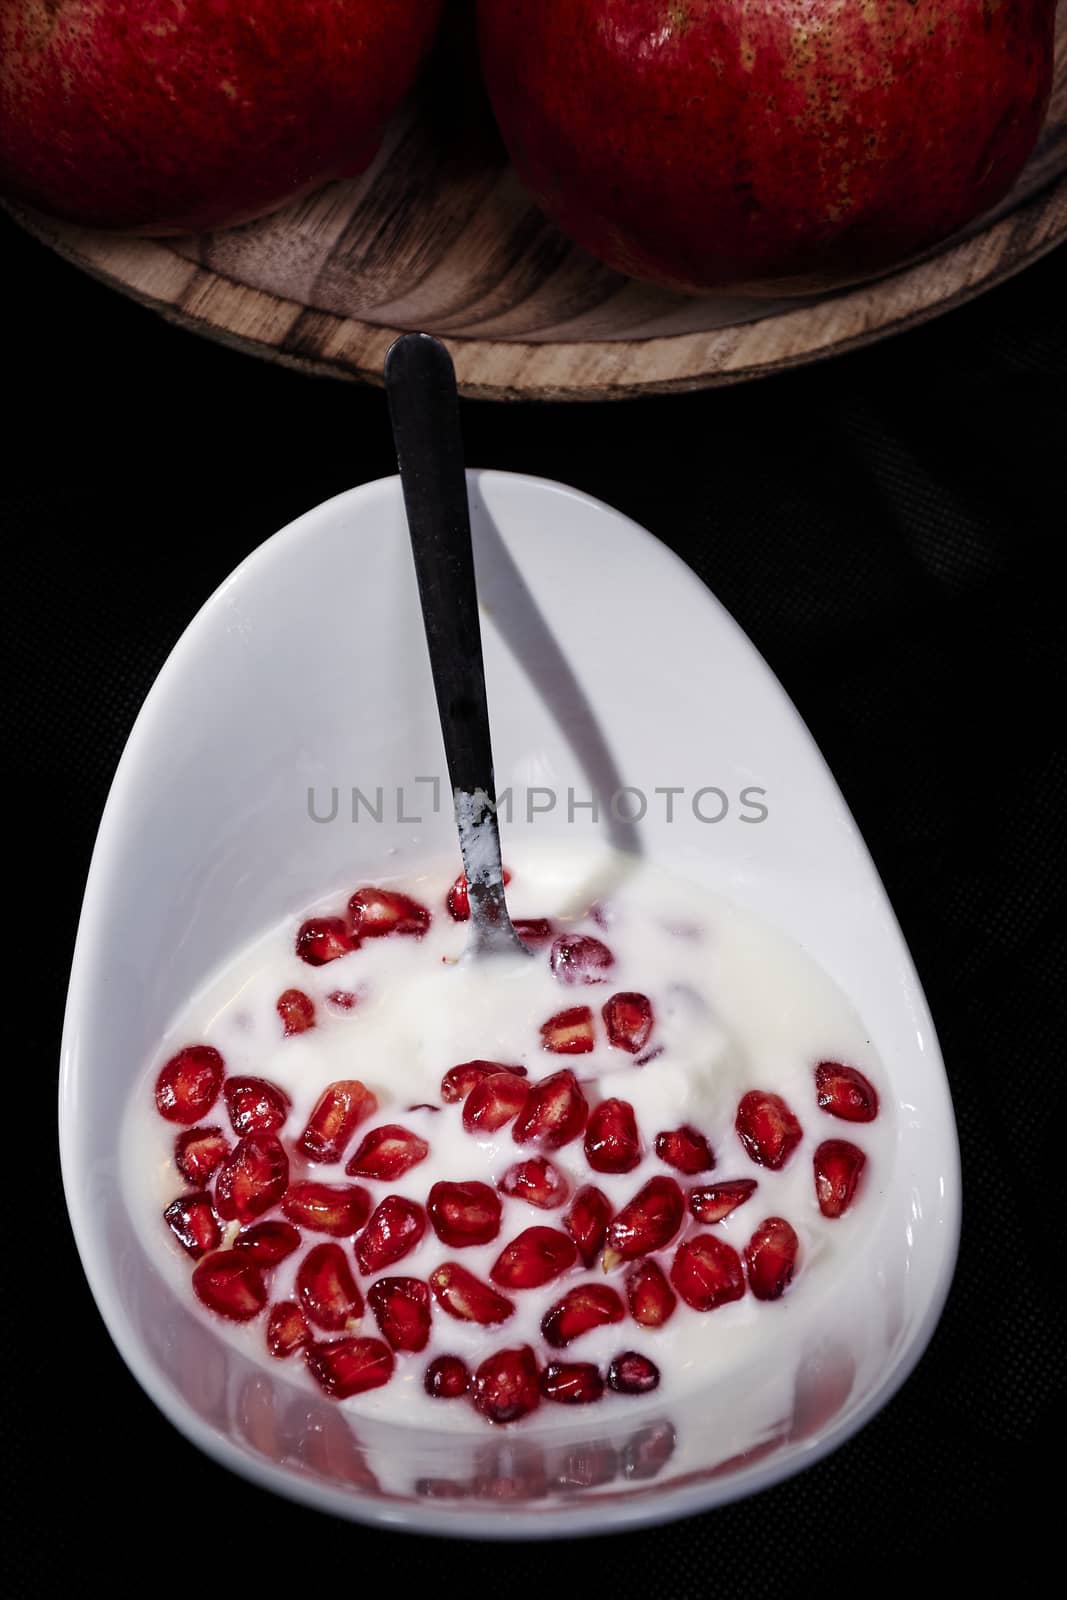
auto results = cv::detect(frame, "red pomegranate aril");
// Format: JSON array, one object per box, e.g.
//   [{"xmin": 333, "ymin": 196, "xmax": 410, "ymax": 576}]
[
  {"xmin": 549, "ymin": 933, "xmax": 615, "ymax": 986},
  {"xmin": 564, "ymin": 1185, "xmax": 612, "ymax": 1267},
  {"xmin": 297, "ymin": 1242, "xmax": 364, "ymax": 1331},
  {"xmin": 327, "ymin": 989, "xmax": 359, "ymax": 1011},
  {"xmin": 542, "ymin": 1283, "xmax": 625, "ymax": 1348},
  {"xmin": 348, "ymin": 886, "xmax": 431, "ymax": 939},
  {"xmin": 472, "ymin": 1346, "xmax": 541, "ymax": 1424},
  {"xmin": 605, "ymin": 1176, "xmax": 685, "ymax": 1263},
  {"xmin": 356, "ymin": 1195, "xmax": 427, "ymax": 1274},
  {"xmin": 814, "ymin": 1139, "xmax": 867, "ymax": 1219},
  {"xmin": 655, "ymin": 1124, "xmax": 714, "ymax": 1176},
  {"xmin": 424, "ymin": 1354, "xmax": 471, "ymax": 1398},
  {"xmin": 541, "ymin": 1362, "xmax": 604, "ymax": 1405},
  {"xmin": 224, "ymin": 1076, "xmax": 291, "ymax": 1138},
  {"xmin": 174, "ymin": 1125, "xmax": 229, "ymax": 1185},
  {"xmin": 368, "ymin": 1276, "xmax": 432, "ymax": 1352},
  {"xmin": 512, "ymin": 1069, "xmax": 588, "ymax": 1149},
  {"xmin": 671, "ymin": 1233, "xmax": 746, "ymax": 1311},
  {"xmin": 540, "ymin": 1006, "xmax": 596, "ymax": 1055},
  {"xmin": 155, "ymin": 1044, "xmax": 224, "ymax": 1125},
  {"xmin": 447, "ymin": 867, "xmax": 512, "ymax": 921},
  {"xmin": 441, "ymin": 1059, "xmax": 527, "ymax": 1104},
  {"xmin": 584, "ymin": 1097, "xmax": 642, "ymax": 1174},
  {"xmin": 745, "ymin": 1217, "xmax": 800, "ymax": 1301},
  {"xmin": 463, "ymin": 1072, "xmax": 529, "ymax": 1135},
  {"xmin": 498, "ymin": 1157, "xmax": 569, "ymax": 1210},
  {"xmin": 234, "ymin": 1219, "xmax": 301, "ymax": 1265},
  {"xmin": 277, "ymin": 987, "xmax": 315, "ymax": 1034},
  {"xmin": 607, "ymin": 1352, "xmax": 661, "ymax": 1395},
  {"xmin": 689, "ymin": 1179, "xmax": 758, "ymax": 1224},
  {"xmin": 164, "ymin": 1193, "xmax": 220, "ymax": 1258},
  {"xmin": 296, "ymin": 917, "xmax": 354, "ymax": 966},
  {"xmin": 736, "ymin": 1090, "xmax": 803, "ymax": 1170},
  {"xmin": 430, "ymin": 1263, "xmax": 515, "ymax": 1325},
  {"xmin": 305, "ymin": 1337, "xmax": 394, "ymax": 1399},
  {"xmin": 282, "ymin": 1181, "xmax": 371, "ymax": 1237},
  {"xmin": 626, "ymin": 1259, "xmax": 677, "ymax": 1327},
  {"xmin": 602, "ymin": 992, "xmax": 654, "ymax": 1054},
  {"xmin": 346, "ymin": 1123, "xmax": 430, "ymax": 1181},
  {"xmin": 490, "ymin": 1227, "xmax": 577, "ymax": 1290},
  {"xmin": 514, "ymin": 917, "xmax": 553, "ymax": 944},
  {"xmin": 300, "ymin": 1079, "xmax": 377, "ymax": 1164},
  {"xmin": 267, "ymin": 1300, "xmax": 311, "ymax": 1358},
  {"xmin": 192, "ymin": 1250, "xmax": 267, "ymax": 1321},
  {"xmin": 622, "ymin": 1420, "xmax": 676, "ymax": 1480},
  {"xmin": 815, "ymin": 1061, "xmax": 879, "ymax": 1123},
  {"xmin": 428, "ymin": 1181, "xmax": 502, "ymax": 1247},
  {"xmin": 214, "ymin": 1133, "xmax": 289, "ymax": 1223}
]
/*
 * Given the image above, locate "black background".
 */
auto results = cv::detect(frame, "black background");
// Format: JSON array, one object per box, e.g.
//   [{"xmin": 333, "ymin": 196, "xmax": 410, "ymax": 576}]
[{"xmin": 5, "ymin": 209, "xmax": 1061, "ymax": 1591}]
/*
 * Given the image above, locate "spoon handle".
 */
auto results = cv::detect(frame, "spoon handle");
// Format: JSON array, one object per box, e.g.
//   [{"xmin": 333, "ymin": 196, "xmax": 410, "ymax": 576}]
[{"xmin": 384, "ymin": 333, "xmax": 528, "ymax": 957}]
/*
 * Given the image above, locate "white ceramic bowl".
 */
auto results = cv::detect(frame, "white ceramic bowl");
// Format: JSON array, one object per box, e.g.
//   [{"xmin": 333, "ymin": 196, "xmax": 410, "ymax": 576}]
[{"xmin": 59, "ymin": 471, "xmax": 960, "ymax": 1536}]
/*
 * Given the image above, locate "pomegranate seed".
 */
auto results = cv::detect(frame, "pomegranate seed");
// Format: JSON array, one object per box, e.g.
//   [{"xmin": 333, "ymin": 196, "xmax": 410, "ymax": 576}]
[
  {"xmin": 472, "ymin": 1346, "xmax": 541, "ymax": 1424},
  {"xmin": 224, "ymin": 1076, "xmax": 291, "ymax": 1138},
  {"xmin": 602, "ymin": 992, "xmax": 654, "ymax": 1054},
  {"xmin": 348, "ymin": 886, "xmax": 430, "ymax": 938},
  {"xmin": 540, "ymin": 1006, "xmax": 595, "ymax": 1055},
  {"xmin": 345, "ymin": 1123, "xmax": 430, "ymax": 1181},
  {"xmin": 463, "ymin": 1072, "xmax": 529, "ymax": 1135},
  {"xmin": 655, "ymin": 1124, "xmax": 714, "ymax": 1175},
  {"xmin": 604, "ymin": 1176, "xmax": 685, "ymax": 1263},
  {"xmin": 297, "ymin": 1242, "xmax": 364, "ymax": 1331},
  {"xmin": 554, "ymin": 1443, "xmax": 618, "ymax": 1490},
  {"xmin": 192, "ymin": 1249, "xmax": 267, "ymax": 1321},
  {"xmin": 607, "ymin": 1352, "xmax": 661, "ymax": 1394},
  {"xmin": 214, "ymin": 1134, "xmax": 289, "ymax": 1223},
  {"xmin": 814, "ymin": 1140, "xmax": 867, "ymax": 1218},
  {"xmin": 512, "ymin": 1070, "xmax": 588, "ymax": 1149},
  {"xmin": 549, "ymin": 933, "xmax": 615, "ymax": 986},
  {"xmin": 267, "ymin": 1300, "xmax": 311, "ymax": 1358},
  {"xmin": 174, "ymin": 1125, "xmax": 229, "ymax": 1185},
  {"xmin": 155, "ymin": 1045, "xmax": 224, "ymax": 1125},
  {"xmin": 498, "ymin": 1157, "xmax": 569, "ymax": 1210},
  {"xmin": 367, "ymin": 1276, "xmax": 432, "ymax": 1352},
  {"xmin": 584, "ymin": 1097, "xmax": 642, "ymax": 1173},
  {"xmin": 541, "ymin": 1362, "xmax": 604, "ymax": 1405},
  {"xmin": 163, "ymin": 1193, "xmax": 220, "ymax": 1258},
  {"xmin": 626, "ymin": 1259, "xmax": 677, "ymax": 1327},
  {"xmin": 282, "ymin": 1181, "xmax": 371, "ymax": 1237},
  {"xmin": 234, "ymin": 1219, "xmax": 301, "ymax": 1265},
  {"xmin": 277, "ymin": 987, "xmax": 315, "ymax": 1034},
  {"xmin": 424, "ymin": 1354, "xmax": 472, "ymax": 1398},
  {"xmin": 430, "ymin": 1262, "xmax": 515, "ymax": 1325},
  {"xmin": 514, "ymin": 917, "xmax": 553, "ymax": 944},
  {"xmin": 736, "ymin": 1090, "xmax": 803, "ymax": 1169},
  {"xmin": 447, "ymin": 867, "xmax": 511, "ymax": 921},
  {"xmin": 441, "ymin": 1059, "xmax": 527, "ymax": 1104},
  {"xmin": 564, "ymin": 1185, "xmax": 612, "ymax": 1267},
  {"xmin": 427, "ymin": 1180, "xmax": 502, "ymax": 1247},
  {"xmin": 300, "ymin": 1079, "xmax": 377, "ymax": 1164},
  {"xmin": 622, "ymin": 1421, "xmax": 676, "ymax": 1479},
  {"xmin": 305, "ymin": 1337, "xmax": 394, "ymax": 1399},
  {"xmin": 327, "ymin": 989, "xmax": 359, "ymax": 1011},
  {"xmin": 490, "ymin": 1227, "xmax": 577, "ymax": 1289},
  {"xmin": 542, "ymin": 1283, "xmax": 625, "ymax": 1348},
  {"xmin": 689, "ymin": 1179, "xmax": 758, "ymax": 1224},
  {"xmin": 671, "ymin": 1232, "xmax": 746, "ymax": 1311},
  {"xmin": 815, "ymin": 1061, "xmax": 879, "ymax": 1123},
  {"xmin": 296, "ymin": 916, "xmax": 354, "ymax": 966},
  {"xmin": 356, "ymin": 1195, "xmax": 426, "ymax": 1274},
  {"xmin": 745, "ymin": 1216, "xmax": 800, "ymax": 1300}
]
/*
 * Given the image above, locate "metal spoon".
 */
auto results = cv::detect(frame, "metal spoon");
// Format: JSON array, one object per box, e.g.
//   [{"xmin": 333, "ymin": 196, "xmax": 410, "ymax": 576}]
[{"xmin": 385, "ymin": 332, "xmax": 530, "ymax": 960}]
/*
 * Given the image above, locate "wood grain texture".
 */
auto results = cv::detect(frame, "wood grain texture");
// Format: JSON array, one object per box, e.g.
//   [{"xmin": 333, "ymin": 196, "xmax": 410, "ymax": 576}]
[{"xmin": 8, "ymin": 16, "xmax": 1066, "ymax": 400}]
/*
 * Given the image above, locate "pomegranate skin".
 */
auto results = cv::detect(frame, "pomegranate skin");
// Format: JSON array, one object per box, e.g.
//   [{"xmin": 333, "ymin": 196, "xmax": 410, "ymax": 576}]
[
  {"xmin": 477, "ymin": 0, "xmax": 1055, "ymax": 294},
  {"xmin": 0, "ymin": 0, "xmax": 444, "ymax": 234}
]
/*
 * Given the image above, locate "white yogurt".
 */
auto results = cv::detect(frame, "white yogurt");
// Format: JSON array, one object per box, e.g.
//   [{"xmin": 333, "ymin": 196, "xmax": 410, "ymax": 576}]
[{"xmin": 121, "ymin": 847, "xmax": 891, "ymax": 1430}]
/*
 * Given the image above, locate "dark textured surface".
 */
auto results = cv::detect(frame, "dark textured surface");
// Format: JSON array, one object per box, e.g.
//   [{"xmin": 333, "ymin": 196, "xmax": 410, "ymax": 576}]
[{"xmin": 5, "ymin": 209, "xmax": 1062, "ymax": 1590}]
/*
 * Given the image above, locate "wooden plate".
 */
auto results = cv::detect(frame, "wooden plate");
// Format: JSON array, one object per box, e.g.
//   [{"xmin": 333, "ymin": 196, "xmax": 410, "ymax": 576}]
[{"xmin": 10, "ymin": 19, "xmax": 1066, "ymax": 400}]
